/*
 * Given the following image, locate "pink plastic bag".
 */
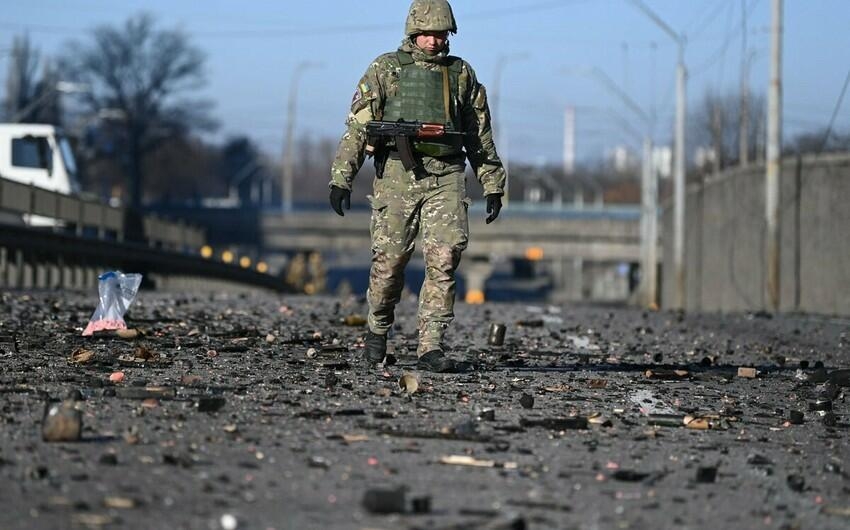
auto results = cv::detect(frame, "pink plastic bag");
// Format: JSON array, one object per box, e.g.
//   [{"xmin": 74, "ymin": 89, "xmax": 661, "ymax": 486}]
[{"xmin": 82, "ymin": 271, "xmax": 143, "ymax": 336}]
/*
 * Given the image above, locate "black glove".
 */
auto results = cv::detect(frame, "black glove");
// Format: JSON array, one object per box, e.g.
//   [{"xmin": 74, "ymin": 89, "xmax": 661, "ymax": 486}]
[
  {"xmin": 485, "ymin": 194, "xmax": 502, "ymax": 224},
  {"xmin": 329, "ymin": 186, "xmax": 351, "ymax": 216}
]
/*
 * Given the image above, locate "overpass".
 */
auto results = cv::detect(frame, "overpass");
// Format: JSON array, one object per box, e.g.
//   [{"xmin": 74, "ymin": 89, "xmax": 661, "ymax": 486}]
[
  {"xmin": 259, "ymin": 203, "xmax": 645, "ymax": 301},
  {"xmin": 260, "ymin": 204, "xmax": 642, "ymax": 261},
  {"xmin": 144, "ymin": 201, "xmax": 648, "ymax": 301}
]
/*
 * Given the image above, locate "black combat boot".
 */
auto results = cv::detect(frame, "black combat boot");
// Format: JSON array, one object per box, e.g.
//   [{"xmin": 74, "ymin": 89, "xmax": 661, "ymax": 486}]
[
  {"xmin": 364, "ymin": 331, "xmax": 387, "ymax": 365},
  {"xmin": 417, "ymin": 350, "xmax": 460, "ymax": 373}
]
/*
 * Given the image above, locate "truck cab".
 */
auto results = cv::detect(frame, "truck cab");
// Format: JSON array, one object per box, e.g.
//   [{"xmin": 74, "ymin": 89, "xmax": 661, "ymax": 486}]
[{"xmin": 0, "ymin": 123, "xmax": 81, "ymax": 195}]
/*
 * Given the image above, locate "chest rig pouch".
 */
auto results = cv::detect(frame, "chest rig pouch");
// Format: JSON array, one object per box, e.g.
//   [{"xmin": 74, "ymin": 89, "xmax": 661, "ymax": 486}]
[{"xmin": 383, "ymin": 51, "xmax": 464, "ymax": 158}]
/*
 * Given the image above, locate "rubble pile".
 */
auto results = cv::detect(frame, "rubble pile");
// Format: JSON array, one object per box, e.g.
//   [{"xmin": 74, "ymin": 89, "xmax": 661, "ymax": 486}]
[{"xmin": 0, "ymin": 290, "xmax": 847, "ymax": 529}]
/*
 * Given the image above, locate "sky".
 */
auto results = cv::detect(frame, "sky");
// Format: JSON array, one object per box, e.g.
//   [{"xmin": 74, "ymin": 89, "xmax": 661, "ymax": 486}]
[{"xmin": 1, "ymin": 0, "xmax": 848, "ymax": 166}]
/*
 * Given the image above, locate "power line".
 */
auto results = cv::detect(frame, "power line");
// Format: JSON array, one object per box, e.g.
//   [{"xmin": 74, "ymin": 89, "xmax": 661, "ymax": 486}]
[
  {"xmin": 690, "ymin": 0, "xmax": 762, "ymax": 78},
  {"xmin": 0, "ymin": 1, "xmax": 599, "ymax": 40},
  {"xmin": 817, "ymin": 67, "xmax": 850, "ymax": 153},
  {"xmin": 688, "ymin": 0, "xmax": 730, "ymax": 40}
]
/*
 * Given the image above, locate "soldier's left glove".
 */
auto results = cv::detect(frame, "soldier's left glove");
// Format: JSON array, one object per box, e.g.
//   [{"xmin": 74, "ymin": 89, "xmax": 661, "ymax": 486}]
[
  {"xmin": 329, "ymin": 186, "xmax": 351, "ymax": 216},
  {"xmin": 485, "ymin": 194, "xmax": 502, "ymax": 224}
]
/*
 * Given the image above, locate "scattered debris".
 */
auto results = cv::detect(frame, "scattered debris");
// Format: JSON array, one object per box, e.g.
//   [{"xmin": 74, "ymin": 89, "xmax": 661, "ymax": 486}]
[
  {"xmin": 519, "ymin": 393, "xmax": 534, "ymax": 409},
  {"xmin": 115, "ymin": 386, "xmax": 175, "ymax": 400},
  {"xmin": 644, "ymin": 368, "xmax": 689, "ymax": 380},
  {"xmin": 362, "ymin": 487, "xmax": 406, "ymax": 514},
  {"xmin": 787, "ymin": 474, "xmax": 806, "ymax": 492},
  {"xmin": 611, "ymin": 470, "xmax": 650, "ymax": 482},
  {"xmin": 488, "ymin": 323, "xmax": 506, "ymax": 346},
  {"xmin": 439, "ymin": 455, "xmax": 518, "ymax": 469},
  {"xmin": 809, "ymin": 398, "xmax": 832, "ymax": 411},
  {"xmin": 587, "ymin": 379, "xmax": 607, "ymax": 389},
  {"xmin": 197, "ymin": 396, "xmax": 227, "ymax": 413},
  {"xmin": 69, "ymin": 347, "xmax": 95, "ymax": 365},
  {"xmin": 220, "ymin": 513, "xmax": 239, "ymax": 530},
  {"xmin": 103, "ymin": 496, "xmax": 136, "ymax": 509},
  {"xmin": 520, "ymin": 417, "xmax": 588, "ymax": 430},
  {"xmin": 398, "ymin": 373, "xmax": 419, "ymax": 394},
  {"xmin": 343, "ymin": 314, "xmax": 367, "ymax": 326},
  {"xmin": 696, "ymin": 466, "xmax": 718, "ymax": 483},
  {"xmin": 133, "ymin": 345, "xmax": 158, "ymax": 361},
  {"xmin": 116, "ymin": 329, "xmax": 140, "ymax": 340},
  {"xmin": 737, "ymin": 367, "xmax": 758, "ymax": 378},
  {"xmin": 42, "ymin": 397, "xmax": 82, "ymax": 442},
  {"xmin": 411, "ymin": 496, "xmax": 432, "ymax": 514},
  {"xmin": 647, "ymin": 414, "xmax": 685, "ymax": 428},
  {"xmin": 478, "ymin": 409, "xmax": 496, "ymax": 421},
  {"xmin": 588, "ymin": 413, "xmax": 613, "ymax": 427}
]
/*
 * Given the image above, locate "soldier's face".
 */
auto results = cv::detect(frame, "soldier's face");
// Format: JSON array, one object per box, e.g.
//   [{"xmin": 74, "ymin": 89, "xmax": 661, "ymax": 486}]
[{"xmin": 415, "ymin": 31, "xmax": 449, "ymax": 55}]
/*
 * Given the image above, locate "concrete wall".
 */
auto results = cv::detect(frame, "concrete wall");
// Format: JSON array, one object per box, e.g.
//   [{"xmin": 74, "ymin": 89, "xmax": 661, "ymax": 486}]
[{"xmin": 662, "ymin": 154, "xmax": 850, "ymax": 316}]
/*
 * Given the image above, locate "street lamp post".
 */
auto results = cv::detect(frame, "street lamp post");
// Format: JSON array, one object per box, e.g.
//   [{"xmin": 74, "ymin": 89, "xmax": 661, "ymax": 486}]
[
  {"xmin": 282, "ymin": 62, "xmax": 321, "ymax": 214},
  {"xmin": 491, "ymin": 53, "xmax": 528, "ymax": 206},
  {"xmin": 629, "ymin": 0, "xmax": 688, "ymax": 310},
  {"xmin": 563, "ymin": 66, "xmax": 658, "ymax": 307}
]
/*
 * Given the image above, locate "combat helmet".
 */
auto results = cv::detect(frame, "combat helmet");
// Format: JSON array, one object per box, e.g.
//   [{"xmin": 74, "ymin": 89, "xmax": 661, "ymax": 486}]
[{"xmin": 405, "ymin": 0, "xmax": 458, "ymax": 36}]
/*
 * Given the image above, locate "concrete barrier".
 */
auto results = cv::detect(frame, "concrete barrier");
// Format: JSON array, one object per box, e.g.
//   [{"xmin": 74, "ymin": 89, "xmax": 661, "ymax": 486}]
[{"xmin": 662, "ymin": 153, "xmax": 850, "ymax": 316}]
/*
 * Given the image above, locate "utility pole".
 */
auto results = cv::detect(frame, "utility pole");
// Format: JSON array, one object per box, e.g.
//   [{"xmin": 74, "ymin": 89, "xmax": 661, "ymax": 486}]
[
  {"xmin": 282, "ymin": 62, "xmax": 320, "ymax": 214},
  {"xmin": 739, "ymin": 0, "xmax": 750, "ymax": 167},
  {"xmin": 673, "ymin": 39, "xmax": 688, "ymax": 310},
  {"xmin": 629, "ymin": 0, "xmax": 688, "ymax": 310},
  {"xmin": 564, "ymin": 66, "xmax": 657, "ymax": 307},
  {"xmin": 642, "ymin": 137, "xmax": 658, "ymax": 307},
  {"xmin": 492, "ymin": 53, "xmax": 528, "ymax": 207},
  {"xmin": 563, "ymin": 106, "xmax": 576, "ymax": 176},
  {"xmin": 765, "ymin": 0, "xmax": 783, "ymax": 311}
]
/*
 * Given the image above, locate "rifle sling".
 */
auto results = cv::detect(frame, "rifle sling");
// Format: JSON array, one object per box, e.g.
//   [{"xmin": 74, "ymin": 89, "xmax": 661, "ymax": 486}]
[{"xmin": 442, "ymin": 65, "xmax": 451, "ymax": 125}]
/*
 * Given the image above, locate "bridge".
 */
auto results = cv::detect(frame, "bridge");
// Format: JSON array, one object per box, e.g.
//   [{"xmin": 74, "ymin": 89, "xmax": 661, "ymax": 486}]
[
  {"xmin": 160, "ymin": 202, "xmax": 646, "ymax": 302},
  {"xmin": 259, "ymin": 204, "xmax": 643, "ymax": 262}
]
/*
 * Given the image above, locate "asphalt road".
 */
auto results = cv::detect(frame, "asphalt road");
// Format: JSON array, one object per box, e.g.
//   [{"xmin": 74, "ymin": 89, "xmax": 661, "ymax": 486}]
[{"xmin": 0, "ymin": 290, "xmax": 848, "ymax": 530}]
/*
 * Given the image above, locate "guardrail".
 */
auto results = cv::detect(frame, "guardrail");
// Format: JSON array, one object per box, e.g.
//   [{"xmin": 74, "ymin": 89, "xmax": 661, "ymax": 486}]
[
  {"xmin": 0, "ymin": 177, "xmax": 286, "ymax": 293},
  {"xmin": 0, "ymin": 176, "xmax": 205, "ymax": 250}
]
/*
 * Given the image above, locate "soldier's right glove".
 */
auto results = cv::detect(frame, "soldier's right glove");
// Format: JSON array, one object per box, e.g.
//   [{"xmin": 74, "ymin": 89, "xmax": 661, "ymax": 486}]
[{"xmin": 329, "ymin": 186, "xmax": 351, "ymax": 216}]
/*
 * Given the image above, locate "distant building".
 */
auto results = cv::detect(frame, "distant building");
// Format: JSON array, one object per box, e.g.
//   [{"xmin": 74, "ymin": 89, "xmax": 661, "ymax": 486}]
[
  {"xmin": 652, "ymin": 146, "xmax": 672, "ymax": 179},
  {"xmin": 606, "ymin": 145, "xmax": 640, "ymax": 174}
]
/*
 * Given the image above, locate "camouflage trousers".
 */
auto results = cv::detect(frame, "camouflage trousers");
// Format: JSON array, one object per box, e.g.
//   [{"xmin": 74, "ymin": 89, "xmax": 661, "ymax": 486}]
[{"xmin": 367, "ymin": 158, "xmax": 470, "ymax": 355}]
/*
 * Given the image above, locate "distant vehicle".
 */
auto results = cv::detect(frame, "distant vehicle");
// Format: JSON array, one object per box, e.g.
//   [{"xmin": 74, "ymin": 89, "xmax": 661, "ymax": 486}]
[
  {"xmin": 0, "ymin": 123, "xmax": 81, "ymax": 195},
  {"xmin": 0, "ymin": 123, "xmax": 82, "ymax": 226}
]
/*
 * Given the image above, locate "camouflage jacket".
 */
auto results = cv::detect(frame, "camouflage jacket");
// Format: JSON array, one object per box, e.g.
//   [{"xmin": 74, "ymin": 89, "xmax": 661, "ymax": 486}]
[{"xmin": 330, "ymin": 40, "xmax": 506, "ymax": 197}]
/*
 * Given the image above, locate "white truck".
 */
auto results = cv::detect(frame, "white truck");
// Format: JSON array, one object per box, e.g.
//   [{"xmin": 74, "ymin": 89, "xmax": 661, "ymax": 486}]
[
  {"xmin": 0, "ymin": 123, "xmax": 82, "ymax": 226},
  {"xmin": 0, "ymin": 123, "xmax": 81, "ymax": 195}
]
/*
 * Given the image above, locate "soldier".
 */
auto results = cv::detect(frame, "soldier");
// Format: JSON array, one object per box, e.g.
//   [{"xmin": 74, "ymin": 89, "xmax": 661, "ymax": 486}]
[{"xmin": 329, "ymin": 0, "xmax": 506, "ymax": 372}]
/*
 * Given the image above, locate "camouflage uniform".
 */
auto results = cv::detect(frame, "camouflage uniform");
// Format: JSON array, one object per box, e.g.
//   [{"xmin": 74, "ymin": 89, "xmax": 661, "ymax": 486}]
[{"xmin": 330, "ymin": 0, "xmax": 505, "ymax": 355}]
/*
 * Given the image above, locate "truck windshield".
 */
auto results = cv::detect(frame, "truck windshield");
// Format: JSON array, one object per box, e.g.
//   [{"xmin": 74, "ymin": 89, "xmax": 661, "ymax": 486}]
[{"xmin": 57, "ymin": 135, "xmax": 81, "ymax": 193}]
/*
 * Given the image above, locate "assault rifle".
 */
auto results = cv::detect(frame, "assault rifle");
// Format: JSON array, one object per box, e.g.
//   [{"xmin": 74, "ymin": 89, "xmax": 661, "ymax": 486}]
[{"xmin": 366, "ymin": 120, "xmax": 464, "ymax": 174}]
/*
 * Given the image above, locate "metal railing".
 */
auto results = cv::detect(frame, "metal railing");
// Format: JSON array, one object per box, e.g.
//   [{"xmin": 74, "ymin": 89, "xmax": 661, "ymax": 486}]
[
  {"xmin": 0, "ymin": 176, "xmax": 205, "ymax": 250},
  {"xmin": 0, "ymin": 177, "xmax": 286, "ymax": 292}
]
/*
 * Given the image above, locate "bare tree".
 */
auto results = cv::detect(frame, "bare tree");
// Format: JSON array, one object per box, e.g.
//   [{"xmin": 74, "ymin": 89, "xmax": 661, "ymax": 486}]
[
  {"xmin": 690, "ymin": 88, "xmax": 765, "ymax": 174},
  {"xmin": 60, "ymin": 13, "xmax": 216, "ymax": 207},
  {"xmin": 2, "ymin": 34, "xmax": 62, "ymax": 124},
  {"xmin": 791, "ymin": 128, "xmax": 850, "ymax": 155}
]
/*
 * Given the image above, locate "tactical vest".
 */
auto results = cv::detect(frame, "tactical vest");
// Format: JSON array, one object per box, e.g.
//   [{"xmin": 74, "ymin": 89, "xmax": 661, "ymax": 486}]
[{"xmin": 383, "ymin": 51, "xmax": 464, "ymax": 157}]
